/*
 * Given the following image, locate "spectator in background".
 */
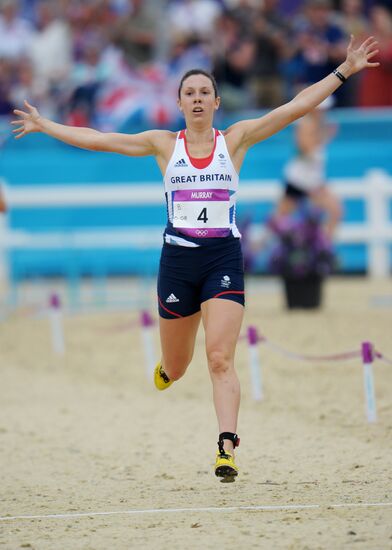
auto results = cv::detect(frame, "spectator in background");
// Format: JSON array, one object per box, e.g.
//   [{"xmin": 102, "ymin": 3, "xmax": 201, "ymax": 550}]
[
  {"xmin": 0, "ymin": 0, "xmax": 33, "ymax": 116},
  {"xmin": 168, "ymin": 33, "xmax": 213, "ymax": 77},
  {"xmin": 251, "ymin": 0, "xmax": 289, "ymax": 108},
  {"xmin": 28, "ymin": 0, "xmax": 72, "ymax": 111},
  {"xmin": 337, "ymin": 0, "xmax": 368, "ymax": 39},
  {"xmin": 83, "ymin": 0, "xmax": 124, "ymax": 27},
  {"xmin": 358, "ymin": 4, "xmax": 392, "ymax": 106},
  {"xmin": 67, "ymin": 33, "xmax": 112, "ymax": 126},
  {"xmin": 2, "ymin": 0, "xmax": 391, "ymax": 128},
  {"xmin": 19, "ymin": 0, "xmax": 39, "ymax": 22},
  {"xmin": 9, "ymin": 57, "xmax": 57, "ymax": 118},
  {"xmin": 168, "ymin": 0, "xmax": 223, "ymax": 41},
  {"xmin": 228, "ymin": 0, "xmax": 257, "ymax": 31},
  {"xmin": 166, "ymin": 0, "xmax": 222, "ymax": 80},
  {"xmin": 337, "ymin": 0, "xmax": 370, "ymax": 107},
  {"xmin": 65, "ymin": 1, "xmax": 114, "ymax": 62},
  {"xmin": 110, "ymin": 0, "xmax": 157, "ymax": 66},
  {"xmin": 110, "ymin": 0, "xmax": 133, "ymax": 16},
  {"xmin": 0, "ymin": 59, "xmax": 14, "ymax": 116},
  {"xmin": 334, "ymin": 0, "xmax": 369, "ymax": 104},
  {"xmin": 286, "ymin": 0, "xmax": 348, "ymax": 104},
  {"xmin": 213, "ymin": 12, "xmax": 256, "ymax": 111},
  {"xmin": 212, "ymin": 8, "xmax": 241, "ymax": 56},
  {"xmin": 0, "ymin": 0, "xmax": 34, "ymax": 61}
]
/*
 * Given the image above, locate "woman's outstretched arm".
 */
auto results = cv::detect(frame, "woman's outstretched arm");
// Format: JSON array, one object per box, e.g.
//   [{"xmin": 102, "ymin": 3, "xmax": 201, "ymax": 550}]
[
  {"xmin": 11, "ymin": 101, "xmax": 168, "ymax": 157},
  {"xmin": 227, "ymin": 35, "xmax": 379, "ymax": 149}
]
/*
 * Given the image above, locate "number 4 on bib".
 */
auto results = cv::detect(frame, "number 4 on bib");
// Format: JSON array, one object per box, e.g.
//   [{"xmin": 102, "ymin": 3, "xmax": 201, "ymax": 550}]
[
  {"xmin": 197, "ymin": 207, "xmax": 208, "ymax": 223},
  {"xmin": 172, "ymin": 188, "xmax": 231, "ymax": 237}
]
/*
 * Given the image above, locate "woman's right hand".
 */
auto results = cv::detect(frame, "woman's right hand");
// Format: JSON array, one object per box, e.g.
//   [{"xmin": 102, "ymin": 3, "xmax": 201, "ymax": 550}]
[{"xmin": 11, "ymin": 100, "xmax": 43, "ymax": 139}]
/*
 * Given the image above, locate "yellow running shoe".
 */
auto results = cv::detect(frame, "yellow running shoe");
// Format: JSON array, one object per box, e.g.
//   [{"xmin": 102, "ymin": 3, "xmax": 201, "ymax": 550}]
[
  {"xmin": 215, "ymin": 450, "xmax": 238, "ymax": 481},
  {"xmin": 154, "ymin": 363, "xmax": 173, "ymax": 391}
]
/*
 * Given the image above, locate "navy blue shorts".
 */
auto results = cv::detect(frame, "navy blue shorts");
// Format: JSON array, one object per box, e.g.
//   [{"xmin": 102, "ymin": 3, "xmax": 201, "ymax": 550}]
[{"xmin": 157, "ymin": 238, "xmax": 245, "ymax": 319}]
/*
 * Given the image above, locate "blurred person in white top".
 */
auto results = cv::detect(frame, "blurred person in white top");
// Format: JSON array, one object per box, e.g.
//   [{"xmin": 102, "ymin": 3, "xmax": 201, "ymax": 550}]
[
  {"xmin": 0, "ymin": 0, "xmax": 34, "ymax": 61},
  {"xmin": 28, "ymin": 1, "xmax": 72, "ymax": 92},
  {"xmin": 168, "ymin": 0, "xmax": 223, "ymax": 40},
  {"xmin": 9, "ymin": 57, "xmax": 58, "ymax": 119},
  {"xmin": 276, "ymin": 96, "xmax": 342, "ymax": 239}
]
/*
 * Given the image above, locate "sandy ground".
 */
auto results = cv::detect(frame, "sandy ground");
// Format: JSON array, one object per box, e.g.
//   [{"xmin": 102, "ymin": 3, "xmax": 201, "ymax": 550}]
[{"xmin": 0, "ymin": 277, "xmax": 391, "ymax": 550}]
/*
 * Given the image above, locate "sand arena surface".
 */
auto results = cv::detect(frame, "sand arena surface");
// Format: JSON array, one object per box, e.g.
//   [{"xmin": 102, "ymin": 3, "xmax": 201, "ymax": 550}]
[{"xmin": 0, "ymin": 277, "xmax": 391, "ymax": 549}]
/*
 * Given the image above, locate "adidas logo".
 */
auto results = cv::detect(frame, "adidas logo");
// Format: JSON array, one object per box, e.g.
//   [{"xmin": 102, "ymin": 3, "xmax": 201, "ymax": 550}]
[
  {"xmin": 174, "ymin": 158, "xmax": 188, "ymax": 167},
  {"xmin": 166, "ymin": 293, "xmax": 179, "ymax": 303}
]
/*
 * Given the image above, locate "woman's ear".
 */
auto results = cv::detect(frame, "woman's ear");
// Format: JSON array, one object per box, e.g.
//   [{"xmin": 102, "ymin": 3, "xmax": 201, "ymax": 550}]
[{"xmin": 177, "ymin": 98, "xmax": 183, "ymax": 112}]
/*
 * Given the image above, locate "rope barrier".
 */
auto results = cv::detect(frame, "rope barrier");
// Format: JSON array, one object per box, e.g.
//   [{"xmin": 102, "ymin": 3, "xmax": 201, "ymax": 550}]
[
  {"xmin": 41, "ymin": 296, "xmax": 390, "ymax": 423},
  {"xmin": 258, "ymin": 337, "xmax": 361, "ymax": 363},
  {"xmin": 246, "ymin": 325, "xmax": 388, "ymax": 424},
  {"xmin": 374, "ymin": 351, "xmax": 392, "ymax": 365}
]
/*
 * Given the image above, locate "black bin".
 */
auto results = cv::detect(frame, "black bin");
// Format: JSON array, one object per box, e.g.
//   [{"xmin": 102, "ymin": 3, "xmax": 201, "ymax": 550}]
[{"xmin": 283, "ymin": 276, "xmax": 322, "ymax": 309}]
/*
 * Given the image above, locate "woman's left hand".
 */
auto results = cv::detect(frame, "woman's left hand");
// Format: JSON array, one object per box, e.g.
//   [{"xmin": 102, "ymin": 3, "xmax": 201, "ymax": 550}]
[{"xmin": 345, "ymin": 35, "xmax": 379, "ymax": 75}]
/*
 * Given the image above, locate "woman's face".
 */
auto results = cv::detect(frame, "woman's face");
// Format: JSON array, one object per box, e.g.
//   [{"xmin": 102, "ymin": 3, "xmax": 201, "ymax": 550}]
[{"xmin": 178, "ymin": 74, "xmax": 220, "ymax": 125}]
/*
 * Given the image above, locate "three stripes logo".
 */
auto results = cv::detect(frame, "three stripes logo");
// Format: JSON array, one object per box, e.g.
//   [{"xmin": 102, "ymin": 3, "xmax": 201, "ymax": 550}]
[
  {"xmin": 174, "ymin": 158, "xmax": 188, "ymax": 167},
  {"xmin": 166, "ymin": 293, "xmax": 180, "ymax": 303}
]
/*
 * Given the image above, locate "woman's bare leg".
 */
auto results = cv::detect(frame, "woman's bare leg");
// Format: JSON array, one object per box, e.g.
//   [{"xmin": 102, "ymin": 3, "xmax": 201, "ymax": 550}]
[
  {"xmin": 159, "ymin": 311, "xmax": 201, "ymax": 380},
  {"xmin": 311, "ymin": 187, "xmax": 342, "ymax": 239},
  {"xmin": 201, "ymin": 298, "xmax": 244, "ymax": 454}
]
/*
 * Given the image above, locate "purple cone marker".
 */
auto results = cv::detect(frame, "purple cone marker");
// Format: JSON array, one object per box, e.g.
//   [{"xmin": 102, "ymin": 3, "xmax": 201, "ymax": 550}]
[
  {"xmin": 247, "ymin": 325, "xmax": 259, "ymax": 346},
  {"xmin": 362, "ymin": 341, "xmax": 374, "ymax": 363},
  {"xmin": 140, "ymin": 311, "xmax": 156, "ymax": 378},
  {"xmin": 49, "ymin": 293, "xmax": 60, "ymax": 309},
  {"xmin": 49, "ymin": 293, "xmax": 65, "ymax": 356},
  {"xmin": 140, "ymin": 310, "xmax": 154, "ymax": 328},
  {"xmin": 247, "ymin": 326, "xmax": 263, "ymax": 401},
  {"xmin": 361, "ymin": 341, "xmax": 377, "ymax": 423}
]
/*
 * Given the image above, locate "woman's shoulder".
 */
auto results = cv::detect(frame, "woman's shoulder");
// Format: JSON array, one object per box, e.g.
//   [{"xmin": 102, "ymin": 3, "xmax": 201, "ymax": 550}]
[
  {"xmin": 150, "ymin": 129, "xmax": 178, "ymax": 142},
  {"xmin": 147, "ymin": 129, "xmax": 178, "ymax": 155}
]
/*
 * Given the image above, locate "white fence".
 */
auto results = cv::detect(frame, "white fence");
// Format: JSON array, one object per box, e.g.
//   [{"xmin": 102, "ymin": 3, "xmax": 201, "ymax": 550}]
[{"xmin": 0, "ymin": 169, "xmax": 391, "ymax": 278}]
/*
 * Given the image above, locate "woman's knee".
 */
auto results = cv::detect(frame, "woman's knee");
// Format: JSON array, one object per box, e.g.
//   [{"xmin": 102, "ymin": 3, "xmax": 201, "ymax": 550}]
[
  {"xmin": 163, "ymin": 353, "xmax": 193, "ymax": 380},
  {"xmin": 207, "ymin": 349, "xmax": 231, "ymax": 376}
]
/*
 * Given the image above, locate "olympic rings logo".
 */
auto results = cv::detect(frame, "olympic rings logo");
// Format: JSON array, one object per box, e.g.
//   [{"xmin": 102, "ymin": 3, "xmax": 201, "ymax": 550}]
[{"xmin": 196, "ymin": 230, "xmax": 208, "ymax": 237}]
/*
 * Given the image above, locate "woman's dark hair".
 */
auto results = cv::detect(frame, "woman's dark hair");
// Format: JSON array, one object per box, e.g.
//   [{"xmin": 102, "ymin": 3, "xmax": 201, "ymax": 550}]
[{"xmin": 178, "ymin": 69, "xmax": 218, "ymax": 99}]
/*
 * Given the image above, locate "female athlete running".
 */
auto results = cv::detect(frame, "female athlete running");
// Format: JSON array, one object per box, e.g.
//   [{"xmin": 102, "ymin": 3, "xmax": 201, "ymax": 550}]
[{"xmin": 12, "ymin": 35, "xmax": 378, "ymax": 481}]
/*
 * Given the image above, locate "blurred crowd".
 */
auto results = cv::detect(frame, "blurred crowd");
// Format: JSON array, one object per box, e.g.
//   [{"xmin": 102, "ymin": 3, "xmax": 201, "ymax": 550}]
[{"xmin": 1, "ymin": 0, "xmax": 392, "ymax": 130}]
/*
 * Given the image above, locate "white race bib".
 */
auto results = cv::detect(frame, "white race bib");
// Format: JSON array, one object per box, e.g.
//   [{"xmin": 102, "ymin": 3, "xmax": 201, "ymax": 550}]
[{"xmin": 172, "ymin": 189, "xmax": 230, "ymax": 238}]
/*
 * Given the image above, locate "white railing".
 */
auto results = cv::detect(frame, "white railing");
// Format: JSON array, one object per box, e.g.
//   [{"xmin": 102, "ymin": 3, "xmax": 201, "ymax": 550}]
[
  {"xmin": 331, "ymin": 170, "xmax": 392, "ymax": 277},
  {"xmin": 0, "ymin": 169, "xmax": 391, "ymax": 277}
]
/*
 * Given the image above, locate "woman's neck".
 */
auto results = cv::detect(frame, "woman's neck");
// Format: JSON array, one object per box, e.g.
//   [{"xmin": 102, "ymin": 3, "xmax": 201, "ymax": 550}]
[{"xmin": 185, "ymin": 125, "xmax": 214, "ymax": 144}]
